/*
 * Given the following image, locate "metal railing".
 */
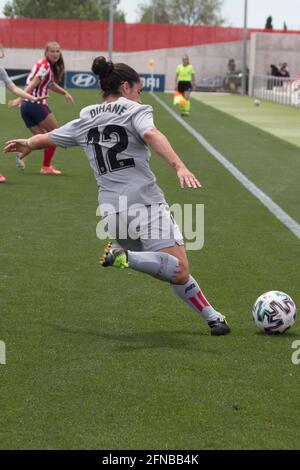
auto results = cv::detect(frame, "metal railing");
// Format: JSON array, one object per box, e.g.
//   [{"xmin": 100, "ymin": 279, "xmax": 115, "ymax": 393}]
[
  {"xmin": 196, "ymin": 73, "xmax": 246, "ymax": 93},
  {"xmin": 252, "ymin": 75, "xmax": 300, "ymax": 107},
  {"xmin": 196, "ymin": 76, "xmax": 225, "ymax": 92}
]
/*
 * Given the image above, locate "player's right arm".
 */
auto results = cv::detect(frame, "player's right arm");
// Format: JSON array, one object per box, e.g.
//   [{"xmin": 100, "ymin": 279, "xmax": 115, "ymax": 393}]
[
  {"xmin": 4, "ymin": 116, "xmax": 81, "ymax": 157},
  {"xmin": 4, "ymin": 133, "xmax": 53, "ymax": 158}
]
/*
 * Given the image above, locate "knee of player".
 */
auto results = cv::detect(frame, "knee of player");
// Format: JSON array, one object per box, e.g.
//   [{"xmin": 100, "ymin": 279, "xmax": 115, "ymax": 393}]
[{"xmin": 172, "ymin": 259, "xmax": 189, "ymax": 285}]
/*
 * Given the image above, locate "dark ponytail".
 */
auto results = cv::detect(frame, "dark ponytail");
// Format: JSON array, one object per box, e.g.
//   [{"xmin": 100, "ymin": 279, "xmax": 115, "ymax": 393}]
[{"xmin": 92, "ymin": 56, "xmax": 140, "ymax": 98}]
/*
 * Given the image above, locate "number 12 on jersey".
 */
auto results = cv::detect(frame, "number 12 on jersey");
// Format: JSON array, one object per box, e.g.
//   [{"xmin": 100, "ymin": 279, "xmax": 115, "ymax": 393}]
[{"xmin": 87, "ymin": 125, "xmax": 135, "ymax": 175}]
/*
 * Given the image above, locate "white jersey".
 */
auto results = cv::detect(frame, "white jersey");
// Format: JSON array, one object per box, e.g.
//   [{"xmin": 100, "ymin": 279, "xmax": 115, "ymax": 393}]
[{"xmin": 50, "ymin": 97, "xmax": 166, "ymax": 214}]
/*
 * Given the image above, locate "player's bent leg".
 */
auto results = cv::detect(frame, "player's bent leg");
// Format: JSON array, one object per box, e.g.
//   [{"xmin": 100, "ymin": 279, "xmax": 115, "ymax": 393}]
[
  {"xmin": 100, "ymin": 242, "xmax": 230, "ymax": 335},
  {"xmin": 99, "ymin": 208, "xmax": 230, "ymax": 335},
  {"xmin": 100, "ymin": 207, "xmax": 182, "ymax": 282}
]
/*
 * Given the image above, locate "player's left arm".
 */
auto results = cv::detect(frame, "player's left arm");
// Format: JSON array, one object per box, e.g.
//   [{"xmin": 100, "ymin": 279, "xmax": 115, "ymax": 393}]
[
  {"xmin": 143, "ymin": 127, "xmax": 201, "ymax": 189},
  {"xmin": 49, "ymin": 82, "xmax": 74, "ymax": 104}
]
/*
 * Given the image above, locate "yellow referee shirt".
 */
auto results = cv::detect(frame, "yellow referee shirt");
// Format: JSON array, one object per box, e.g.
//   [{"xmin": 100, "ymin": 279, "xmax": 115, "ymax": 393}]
[{"xmin": 176, "ymin": 64, "xmax": 195, "ymax": 82}]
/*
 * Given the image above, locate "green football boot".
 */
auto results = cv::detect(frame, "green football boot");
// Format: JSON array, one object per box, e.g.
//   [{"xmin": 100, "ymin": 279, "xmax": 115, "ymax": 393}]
[{"xmin": 100, "ymin": 241, "xmax": 128, "ymax": 269}]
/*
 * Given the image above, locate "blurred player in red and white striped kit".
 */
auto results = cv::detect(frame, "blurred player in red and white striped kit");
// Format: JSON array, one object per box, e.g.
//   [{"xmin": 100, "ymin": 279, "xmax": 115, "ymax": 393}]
[{"xmin": 10, "ymin": 40, "xmax": 74, "ymax": 175}]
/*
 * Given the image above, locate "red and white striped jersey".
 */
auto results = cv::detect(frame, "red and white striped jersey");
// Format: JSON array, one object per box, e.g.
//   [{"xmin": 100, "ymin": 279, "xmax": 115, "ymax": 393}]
[{"xmin": 26, "ymin": 59, "xmax": 53, "ymax": 104}]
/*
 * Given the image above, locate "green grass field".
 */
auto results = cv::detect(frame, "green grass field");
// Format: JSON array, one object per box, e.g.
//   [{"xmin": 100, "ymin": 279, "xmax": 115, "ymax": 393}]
[
  {"xmin": 0, "ymin": 90, "xmax": 299, "ymax": 450},
  {"xmin": 192, "ymin": 92, "xmax": 300, "ymax": 148}
]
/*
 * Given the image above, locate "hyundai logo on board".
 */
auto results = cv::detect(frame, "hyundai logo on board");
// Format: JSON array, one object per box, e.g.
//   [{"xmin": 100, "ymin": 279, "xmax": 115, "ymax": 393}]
[{"xmin": 71, "ymin": 73, "xmax": 97, "ymax": 88}]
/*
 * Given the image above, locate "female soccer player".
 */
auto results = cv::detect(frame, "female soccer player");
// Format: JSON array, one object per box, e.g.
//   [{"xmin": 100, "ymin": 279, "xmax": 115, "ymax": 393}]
[
  {"xmin": 10, "ymin": 40, "xmax": 74, "ymax": 175},
  {"xmin": 175, "ymin": 54, "xmax": 196, "ymax": 116},
  {"xmin": 0, "ymin": 65, "xmax": 48, "ymax": 183},
  {"xmin": 4, "ymin": 57, "xmax": 230, "ymax": 336}
]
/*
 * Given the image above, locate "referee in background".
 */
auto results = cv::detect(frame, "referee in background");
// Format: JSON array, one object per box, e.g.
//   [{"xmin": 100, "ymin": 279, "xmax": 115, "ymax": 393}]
[{"xmin": 175, "ymin": 54, "xmax": 196, "ymax": 117}]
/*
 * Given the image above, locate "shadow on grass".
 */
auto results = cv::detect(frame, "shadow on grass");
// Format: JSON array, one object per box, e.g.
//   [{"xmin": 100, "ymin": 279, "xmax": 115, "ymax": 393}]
[
  {"xmin": 40, "ymin": 321, "xmax": 210, "ymax": 352},
  {"xmin": 254, "ymin": 331, "xmax": 299, "ymax": 338}
]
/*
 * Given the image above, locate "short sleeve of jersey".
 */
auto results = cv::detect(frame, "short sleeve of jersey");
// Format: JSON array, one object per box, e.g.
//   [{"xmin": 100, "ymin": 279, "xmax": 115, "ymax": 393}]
[
  {"xmin": 190, "ymin": 65, "xmax": 195, "ymax": 75},
  {"xmin": 36, "ymin": 61, "xmax": 50, "ymax": 80},
  {"xmin": 49, "ymin": 118, "xmax": 82, "ymax": 148},
  {"xmin": 0, "ymin": 67, "xmax": 12, "ymax": 86},
  {"xmin": 131, "ymin": 106, "xmax": 154, "ymax": 138}
]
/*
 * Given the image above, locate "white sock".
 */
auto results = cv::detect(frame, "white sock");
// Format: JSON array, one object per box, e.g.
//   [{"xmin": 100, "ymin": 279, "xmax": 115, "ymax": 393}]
[
  {"xmin": 171, "ymin": 275, "xmax": 224, "ymax": 323},
  {"xmin": 127, "ymin": 251, "xmax": 179, "ymax": 282}
]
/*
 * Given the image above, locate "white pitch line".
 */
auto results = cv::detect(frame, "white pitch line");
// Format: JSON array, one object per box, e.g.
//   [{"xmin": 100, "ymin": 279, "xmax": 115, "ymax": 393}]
[
  {"xmin": 151, "ymin": 93, "xmax": 300, "ymax": 240},
  {"xmin": 9, "ymin": 73, "xmax": 28, "ymax": 81}
]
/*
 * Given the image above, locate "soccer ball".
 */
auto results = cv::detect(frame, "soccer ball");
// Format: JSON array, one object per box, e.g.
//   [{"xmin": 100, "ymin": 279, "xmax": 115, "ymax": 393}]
[
  {"xmin": 252, "ymin": 291, "xmax": 297, "ymax": 334},
  {"xmin": 254, "ymin": 99, "xmax": 261, "ymax": 106}
]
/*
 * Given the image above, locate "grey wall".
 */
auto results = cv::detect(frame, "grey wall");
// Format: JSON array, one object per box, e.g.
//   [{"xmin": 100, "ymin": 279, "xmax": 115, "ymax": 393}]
[{"xmin": 1, "ymin": 41, "xmax": 247, "ymax": 90}]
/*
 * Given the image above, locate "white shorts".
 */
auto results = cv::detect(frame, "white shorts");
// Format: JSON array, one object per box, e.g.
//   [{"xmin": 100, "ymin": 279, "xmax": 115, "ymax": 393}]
[{"xmin": 102, "ymin": 204, "xmax": 184, "ymax": 252}]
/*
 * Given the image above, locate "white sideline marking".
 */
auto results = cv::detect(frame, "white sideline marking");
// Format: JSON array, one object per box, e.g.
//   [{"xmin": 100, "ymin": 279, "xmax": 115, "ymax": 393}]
[
  {"xmin": 151, "ymin": 93, "xmax": 300, "ymax": 240},
  {"xmin": 9, "ymin": 73, "xmax": 28, "ymax": 81}
]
